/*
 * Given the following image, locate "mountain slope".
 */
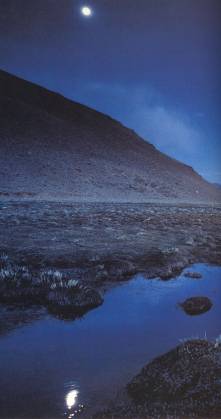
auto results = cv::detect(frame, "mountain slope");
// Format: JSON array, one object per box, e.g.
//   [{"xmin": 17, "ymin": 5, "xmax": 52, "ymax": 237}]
[{"xmin": 0, "ymin": 69, "xmax": 220, "ymax": 203}]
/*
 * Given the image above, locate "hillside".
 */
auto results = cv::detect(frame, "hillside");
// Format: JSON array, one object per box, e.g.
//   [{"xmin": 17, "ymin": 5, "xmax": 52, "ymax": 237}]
[{"xmin": 0, "ymin": 69, "xmax": 220, "ymax": 203}]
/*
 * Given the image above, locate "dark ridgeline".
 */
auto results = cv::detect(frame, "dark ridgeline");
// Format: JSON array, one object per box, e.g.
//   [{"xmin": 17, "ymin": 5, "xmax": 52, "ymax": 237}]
[{"xmin": 0, "ymin": 69, "xmax": 220, "ymax": 203}]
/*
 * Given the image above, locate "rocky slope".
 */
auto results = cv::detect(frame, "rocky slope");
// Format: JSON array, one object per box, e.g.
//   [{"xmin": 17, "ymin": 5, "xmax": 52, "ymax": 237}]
[{"xmin": 0, "ymin": 69, "xmax": 220, "ymax": 203}]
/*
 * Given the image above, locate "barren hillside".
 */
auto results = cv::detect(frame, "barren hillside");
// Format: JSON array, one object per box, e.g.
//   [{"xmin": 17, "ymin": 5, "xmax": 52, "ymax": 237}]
[{"xmin": 0, "ymin": 69, "xmax": 220, "ymax": 203}]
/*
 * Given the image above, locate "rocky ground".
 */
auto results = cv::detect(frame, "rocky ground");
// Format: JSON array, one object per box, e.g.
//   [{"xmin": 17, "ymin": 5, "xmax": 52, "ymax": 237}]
[
  {"xmin": 96, "ymin": 339, "xmax": 221, "ymax": 418},
  {"xmin": 0, "ymin": 201, "xmax": 220, "ymax": 320}
]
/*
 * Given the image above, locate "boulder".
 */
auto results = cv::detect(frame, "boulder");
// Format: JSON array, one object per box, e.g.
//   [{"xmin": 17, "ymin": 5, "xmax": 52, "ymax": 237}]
[{"xmin": 184, "ymin": 271, "xmax": 202, "ymax": 279}]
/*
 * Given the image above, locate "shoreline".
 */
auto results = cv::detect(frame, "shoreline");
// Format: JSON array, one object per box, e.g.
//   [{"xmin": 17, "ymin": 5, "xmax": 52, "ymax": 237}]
[{"xmin": 0, "ymin": 200, "xmax": 220, "ymax": 318}]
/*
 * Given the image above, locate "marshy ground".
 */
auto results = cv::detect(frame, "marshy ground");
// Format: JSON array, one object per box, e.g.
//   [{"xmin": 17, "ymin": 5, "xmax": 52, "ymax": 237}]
[
  {"xmin": 0, "ymin": 201, "xmax": 220, "ymax": 319},
  {"xmin": 0, "ymin": 201, "xmax": 221, "ymax": 417},
  {"xmin": 0, "ymin": 200, "xmax": 221, "ymax": 272}
]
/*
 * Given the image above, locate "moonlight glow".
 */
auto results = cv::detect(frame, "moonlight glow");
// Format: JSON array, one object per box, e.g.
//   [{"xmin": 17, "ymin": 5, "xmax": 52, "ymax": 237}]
[
  {"xmin": 66, "ymin": 389, "xmax": 79, "ymax": 410},
  {"xmin": 81, "ymin": 6, "xmax": 92, "ymax": 17}
]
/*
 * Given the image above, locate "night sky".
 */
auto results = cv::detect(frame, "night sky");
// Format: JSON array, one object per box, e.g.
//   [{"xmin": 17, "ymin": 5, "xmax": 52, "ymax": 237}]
[{"xmin": 0, "ymin": 0, "xmax": 220, "ymax": 182}]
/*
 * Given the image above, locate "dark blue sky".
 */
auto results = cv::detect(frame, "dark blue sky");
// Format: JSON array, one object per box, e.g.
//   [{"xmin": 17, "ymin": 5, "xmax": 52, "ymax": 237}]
[{"xmin": 0, "ymin": 0, "xmax": 220, "ymax": 182}]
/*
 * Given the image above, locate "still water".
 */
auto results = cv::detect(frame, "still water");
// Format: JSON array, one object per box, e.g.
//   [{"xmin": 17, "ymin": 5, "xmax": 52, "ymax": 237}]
[{"xmin": 0, "ymin": 264, "xmax": 220, "ymax": 418}]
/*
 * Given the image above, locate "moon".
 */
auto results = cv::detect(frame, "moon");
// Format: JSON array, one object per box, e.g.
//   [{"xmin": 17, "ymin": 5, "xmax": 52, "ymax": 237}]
[{"xmin": 81, "ymin": 6, "xmax": 92, "ymax": 17}]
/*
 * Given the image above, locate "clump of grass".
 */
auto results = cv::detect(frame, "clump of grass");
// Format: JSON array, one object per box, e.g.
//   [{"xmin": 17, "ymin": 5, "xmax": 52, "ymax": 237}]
[
  {"xmin": 215, "ymin": 335, "xmax": 221, "ymax": 348},
  {"xmin": 0, "ymin": 263, "xmax": 31, "ymax": 287},
  {"xmin": 0, "ymin": 253, "xmax": 10, "ymax": 268},
  {"xmin": 66, "ymin": 279, "xmax": 79, "ymax": 288},
  {"xmin": 38, "ymin": 269, "xmax": 79, "ymax": 290},
  {"xmin": 0, "ymin": 267, "xmax": 17, "ymax": 282},
  {"xmin": 39, "ymin": 269, "xmax": 63, "ymax": 284},
  {"xmin": 0, "ymin": 255, "xmax": 80, "ymax": 291},
  {"xmin": 0, "ymin": 253, "xmax": 33, "ymax": 287},
  {"xmin": 0, "ymin": 254, "xmax": 103, "ymax": 318},
  {"xmin": 179, "ymin": 332, "xmax": 207, "ymax": 344},
  {"xmin": 179, "ymin": 332, "xmax": 221, "ymax": 350}
]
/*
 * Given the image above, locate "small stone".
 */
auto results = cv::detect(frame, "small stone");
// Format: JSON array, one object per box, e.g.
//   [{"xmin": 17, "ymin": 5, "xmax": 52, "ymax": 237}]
[
  {"xmin": 185, "ymin": 238, "xmax": 194, "ymax": 246},
  {"xmin": 184, "ymin": 271, "xmax": 202, "ymax": 279}
]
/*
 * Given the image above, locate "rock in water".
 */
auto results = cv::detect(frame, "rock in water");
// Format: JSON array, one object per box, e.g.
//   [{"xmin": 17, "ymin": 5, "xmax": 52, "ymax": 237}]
[
  {"xmin": 180, "ymin": 296, "xmax": 212, "ymax": 315},
  {"xmin": 184, "ymin": 271, "xmax": 202, "ymax": 279}
]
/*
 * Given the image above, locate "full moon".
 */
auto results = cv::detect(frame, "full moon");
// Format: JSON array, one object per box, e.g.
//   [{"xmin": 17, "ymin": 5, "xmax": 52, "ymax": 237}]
[{"xmin": 81, "ymin": 6, "xmax": 92, "ymax": 17}]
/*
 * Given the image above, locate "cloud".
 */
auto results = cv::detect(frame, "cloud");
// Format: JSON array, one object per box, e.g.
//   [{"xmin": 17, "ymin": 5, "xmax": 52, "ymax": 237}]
[
  {"xmin": 72, "ymin": 81, "xmax": 214, "ymax": 178},
  {"xmin": 131, "ymin": 105, "xmax": 202, "ymax": 160},
  {"xmin": 74, "ymin": 82, "xmax": 203, "ymax": 160}
]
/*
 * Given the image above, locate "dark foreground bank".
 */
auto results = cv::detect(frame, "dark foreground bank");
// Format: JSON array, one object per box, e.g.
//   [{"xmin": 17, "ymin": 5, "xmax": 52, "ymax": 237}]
[{"xmin": 96, "ymin": 339, "xmax": 221, "ymax": 418}]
